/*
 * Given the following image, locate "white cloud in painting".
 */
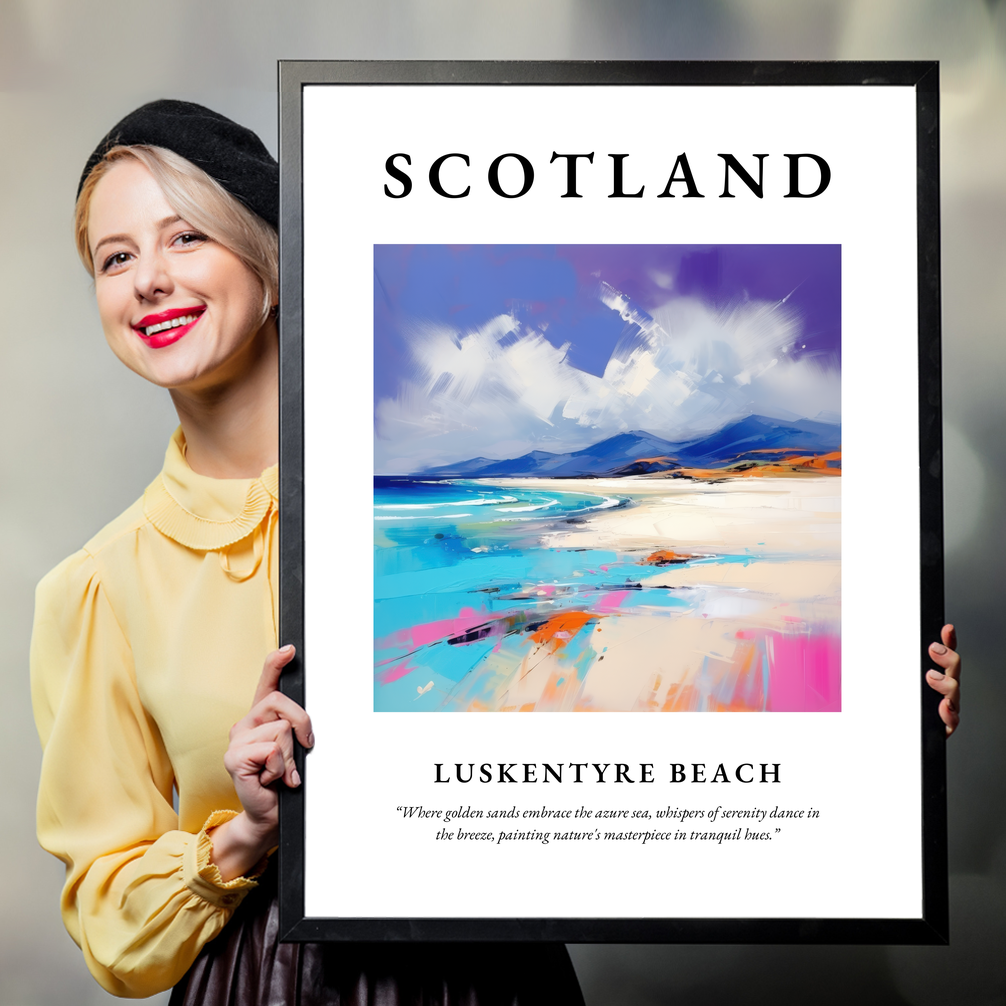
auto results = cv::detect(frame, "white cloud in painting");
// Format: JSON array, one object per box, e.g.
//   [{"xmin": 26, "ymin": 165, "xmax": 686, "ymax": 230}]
[{"xmin": 375, "ymin": 291, "xmax": 840, "ymax": 473}]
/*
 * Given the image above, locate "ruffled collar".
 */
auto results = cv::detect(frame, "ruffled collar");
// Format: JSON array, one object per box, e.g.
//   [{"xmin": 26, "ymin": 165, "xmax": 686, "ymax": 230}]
[{"xmin": 143, "ymin": 428, "xmax": 278, "ymax": 551}]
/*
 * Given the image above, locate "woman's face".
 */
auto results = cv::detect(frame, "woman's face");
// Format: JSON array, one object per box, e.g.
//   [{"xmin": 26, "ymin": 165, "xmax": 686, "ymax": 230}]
[{"xmin": 87, "ymin": 158, "xmax": 269, "ymax": 392}]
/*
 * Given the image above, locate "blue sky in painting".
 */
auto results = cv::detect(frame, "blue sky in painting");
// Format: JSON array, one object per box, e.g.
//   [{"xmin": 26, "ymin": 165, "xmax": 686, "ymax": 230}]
[{"xmin": 374, "ymin": 245, "xmax": 840, "ymax": 474}]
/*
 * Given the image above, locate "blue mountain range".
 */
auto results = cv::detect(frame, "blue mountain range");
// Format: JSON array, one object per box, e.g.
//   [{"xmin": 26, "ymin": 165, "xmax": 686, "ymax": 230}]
[{"xmin": 419, "ymin": 415, "xmax": 841, "ymax": 478}]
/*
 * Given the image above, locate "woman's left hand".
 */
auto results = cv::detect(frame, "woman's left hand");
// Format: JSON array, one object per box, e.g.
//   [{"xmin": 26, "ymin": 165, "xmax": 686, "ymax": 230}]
[
  {"xmin": 209, "ymin": 645, "xmax": 313, "ymax": 881},
  {"xmin": 926, "ymin": 624, "xmax": 961, "ymax": 737}
]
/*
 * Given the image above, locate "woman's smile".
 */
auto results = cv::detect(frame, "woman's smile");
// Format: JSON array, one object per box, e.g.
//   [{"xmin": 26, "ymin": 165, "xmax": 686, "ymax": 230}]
[{"xmin": 133, "ymin": 306, "xmax": 207, "ymax": 348}]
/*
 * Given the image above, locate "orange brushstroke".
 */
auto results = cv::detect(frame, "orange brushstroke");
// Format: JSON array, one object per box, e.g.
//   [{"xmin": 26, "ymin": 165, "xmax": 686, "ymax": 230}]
[
  {"xmin": 666, "ymin": 450, "xmax": 842, "ymax": 480},
  {"xmin": 661, "ymin": 680, "xmax": 698, "ymax": 712},
  {"xmin": 640, "ymin": 548, "xmax": 694, "ymax": 565},
  {"xmin": 529, "ymin": 610, "xmax": 596, "ymax": 652}
]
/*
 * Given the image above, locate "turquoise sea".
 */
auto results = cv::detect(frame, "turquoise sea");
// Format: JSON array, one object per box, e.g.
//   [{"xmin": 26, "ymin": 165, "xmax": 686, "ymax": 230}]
[{"xmin": 374, "ymin": 477, "xmax": 713, "ymax": 711}]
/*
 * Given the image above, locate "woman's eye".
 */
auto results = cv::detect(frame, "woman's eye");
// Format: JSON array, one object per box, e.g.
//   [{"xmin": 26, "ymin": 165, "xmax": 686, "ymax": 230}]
[
  {"xmin": 173, "ymin": 231, "xmax": 208, "ymax": 248},
  {"xmin": 101, "ymin": 251, "xmax": 132, "ymax": 272}
]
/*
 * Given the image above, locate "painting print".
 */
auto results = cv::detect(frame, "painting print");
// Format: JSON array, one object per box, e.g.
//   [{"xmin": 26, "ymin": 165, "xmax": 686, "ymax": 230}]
[{"xmin": 374, "ymin": 245, "xmax": 840, "ymax": 713}]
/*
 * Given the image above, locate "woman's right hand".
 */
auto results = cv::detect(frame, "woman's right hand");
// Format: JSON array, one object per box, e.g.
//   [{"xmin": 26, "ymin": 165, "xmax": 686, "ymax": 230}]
[{"xmin": 209, "ymin": 645, "xmax": 314, "ymax": 881}]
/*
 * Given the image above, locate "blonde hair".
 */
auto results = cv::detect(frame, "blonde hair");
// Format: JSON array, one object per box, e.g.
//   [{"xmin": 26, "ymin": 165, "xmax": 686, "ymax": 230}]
[{"xmin": 75, "ymin": 145, "xmax": 278, "ymax": 322}]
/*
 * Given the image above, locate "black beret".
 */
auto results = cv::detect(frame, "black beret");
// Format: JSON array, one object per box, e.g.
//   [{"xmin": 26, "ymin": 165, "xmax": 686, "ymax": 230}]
[{"xmin": 78, "ymin": 99, "xmax": 278, "ymax": 228}]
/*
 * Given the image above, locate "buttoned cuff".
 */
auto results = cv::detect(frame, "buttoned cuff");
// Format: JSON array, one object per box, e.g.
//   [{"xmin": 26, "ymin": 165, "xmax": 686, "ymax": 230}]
[{"xmin": 182, "ymin": 810, "xmax": 269, "ymax": 910}]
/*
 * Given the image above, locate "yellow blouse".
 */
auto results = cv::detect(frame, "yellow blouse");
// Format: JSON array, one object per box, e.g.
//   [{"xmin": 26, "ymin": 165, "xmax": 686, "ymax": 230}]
[{"xmin": 31, "ymin": 429, "xmax": 279, "ymax": 998}]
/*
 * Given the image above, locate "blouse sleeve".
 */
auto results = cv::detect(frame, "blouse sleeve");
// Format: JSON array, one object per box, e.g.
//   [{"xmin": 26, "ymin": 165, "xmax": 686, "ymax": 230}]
[{"xmin": 31, "ymin": 549, "xmax": 262, "ymax": 998}]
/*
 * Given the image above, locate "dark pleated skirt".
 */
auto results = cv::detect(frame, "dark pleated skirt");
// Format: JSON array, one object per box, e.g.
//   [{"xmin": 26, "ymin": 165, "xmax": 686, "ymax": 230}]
[{"xmin": 169, "ymin": 869, "xmax": 585, "ymax": 1006}]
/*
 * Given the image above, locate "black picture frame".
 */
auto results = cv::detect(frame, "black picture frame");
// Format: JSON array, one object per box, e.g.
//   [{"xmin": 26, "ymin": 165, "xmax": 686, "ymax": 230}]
[{"xmin": 277, "ymin": 60, "xmax": 945, "ymax": 944}]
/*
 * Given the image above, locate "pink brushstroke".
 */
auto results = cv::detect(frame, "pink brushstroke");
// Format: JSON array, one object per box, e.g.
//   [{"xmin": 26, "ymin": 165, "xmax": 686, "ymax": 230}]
[
  {"xmin": 376, "ymin": 606, "xmax": 487, "ymax": 650},
  {"xmin": 376, "ymin": 658, "xmax": 415, "ymax": 685},
  {"xmin": 595, "ymin": 590, "xmax": 632, "ymax": 614},
  {"xmin": 766, "ymin": 631, "xmax": 841, "ymax": 712}
]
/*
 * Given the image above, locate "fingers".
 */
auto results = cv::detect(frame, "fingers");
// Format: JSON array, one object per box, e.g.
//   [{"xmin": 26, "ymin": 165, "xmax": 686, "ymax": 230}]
[
  {"xmin": 233, "ymin": 689, "xmax": 314, "ymax": 750},
  {"xmin": 252, "ymin": 644, "xmax": 297, "ymax": 706},
  {"xmin": 941, "ymin": 623, "xmax": 958, "ymax": 653},
  {"xmin": 244, "ymin": 644, "xmax": 314, "ymax": 750},
  {"xmin": 225, "ymin": 739, "xmax": 289, "ymax": 788},
  {"xmin": 225, "ymin": 645, "xmax": 313, "ymax": 802},
  {"xmin": 247, "ymin": 719, "xmax": 299, "ymax": 788},
  {"xmin": 926, "ymin": 666, "xmax": 960, "ymax": 737},
  {"xmin": 925, "ymin": 667, "xmax": 959, "ymax": 706},
  {"xmin": 930, "ymin": 691, "xmax": 960, "ymax": 736},
  {"xmin": 252, "ymin": 740, "xmax": 288, "ymax": 788},
  {"xmin": 227, "ymin": 720, "xmax": 301, "ymax": 788},
  {"xmin": 939, "ymin": 698, "xmax": 961, "ymax": 737},
  {"xmin": 928, "ymin": 636, "xmax": 961, "ymax": 682}
]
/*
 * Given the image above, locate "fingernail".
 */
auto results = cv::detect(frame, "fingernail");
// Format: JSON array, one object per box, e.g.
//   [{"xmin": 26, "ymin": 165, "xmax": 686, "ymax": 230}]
[
  {"xmin": 306, "ymin": 732, "xmax": 315, "ymax": 748},
  {"xmin": 931, "ymin": 643, "xmax": 947, "ymax": 655},
  {"xmin": 292, "ymin": 768, "xmax": 301, "ymax": 787},
  {"xmin": 280, "ymin": 644, "xmax": 295, "ymax": 654},
  {"xmin": 927, "ymin": 669, "xmax": 944, "ymax": 679}
]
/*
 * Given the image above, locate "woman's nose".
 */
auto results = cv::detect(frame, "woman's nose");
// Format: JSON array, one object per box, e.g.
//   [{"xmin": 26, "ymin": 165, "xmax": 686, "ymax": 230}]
[{"xmin": 133, "ymin": 249, "xmax": 173, "ymax": 302}]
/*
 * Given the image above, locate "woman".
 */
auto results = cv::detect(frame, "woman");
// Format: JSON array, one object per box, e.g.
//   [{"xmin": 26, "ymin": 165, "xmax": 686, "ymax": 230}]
[{"xmin": 31, "ymin": 99, "xmax": 586, "ymax": 1003}]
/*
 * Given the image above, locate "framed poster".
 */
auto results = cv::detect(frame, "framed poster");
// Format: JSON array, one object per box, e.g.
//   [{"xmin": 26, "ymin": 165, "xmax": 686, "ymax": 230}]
[{"xmin": 277, "ymin": 61, "xmax": 946, "ymax": 943}]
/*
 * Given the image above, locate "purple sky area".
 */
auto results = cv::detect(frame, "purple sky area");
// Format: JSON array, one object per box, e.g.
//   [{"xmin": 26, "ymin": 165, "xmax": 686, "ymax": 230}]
[{"xmin": 374, "ymin": 244, "xmax": 841, "ymax": 405}]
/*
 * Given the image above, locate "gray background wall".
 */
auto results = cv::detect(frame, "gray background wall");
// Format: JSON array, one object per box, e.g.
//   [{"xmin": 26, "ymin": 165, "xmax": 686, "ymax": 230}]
[{"xmin": 1, "ymin": 1, "xmax": 1003, "ymax": 1003}]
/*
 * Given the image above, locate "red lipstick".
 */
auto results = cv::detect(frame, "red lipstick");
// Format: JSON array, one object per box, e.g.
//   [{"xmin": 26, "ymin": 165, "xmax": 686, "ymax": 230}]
[{"xmin": 132, "ymin": 306, "xmax": 206, "ymax": 349}]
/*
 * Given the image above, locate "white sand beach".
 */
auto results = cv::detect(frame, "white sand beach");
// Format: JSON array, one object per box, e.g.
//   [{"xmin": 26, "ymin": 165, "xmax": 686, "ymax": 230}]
[
  {"xmin": 483, "ymin": 475, "xmax": 841, "ymax": 558},
  {"xmin": 448, "ymin": 475, "xmax": 842, "ymax": 712}
]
